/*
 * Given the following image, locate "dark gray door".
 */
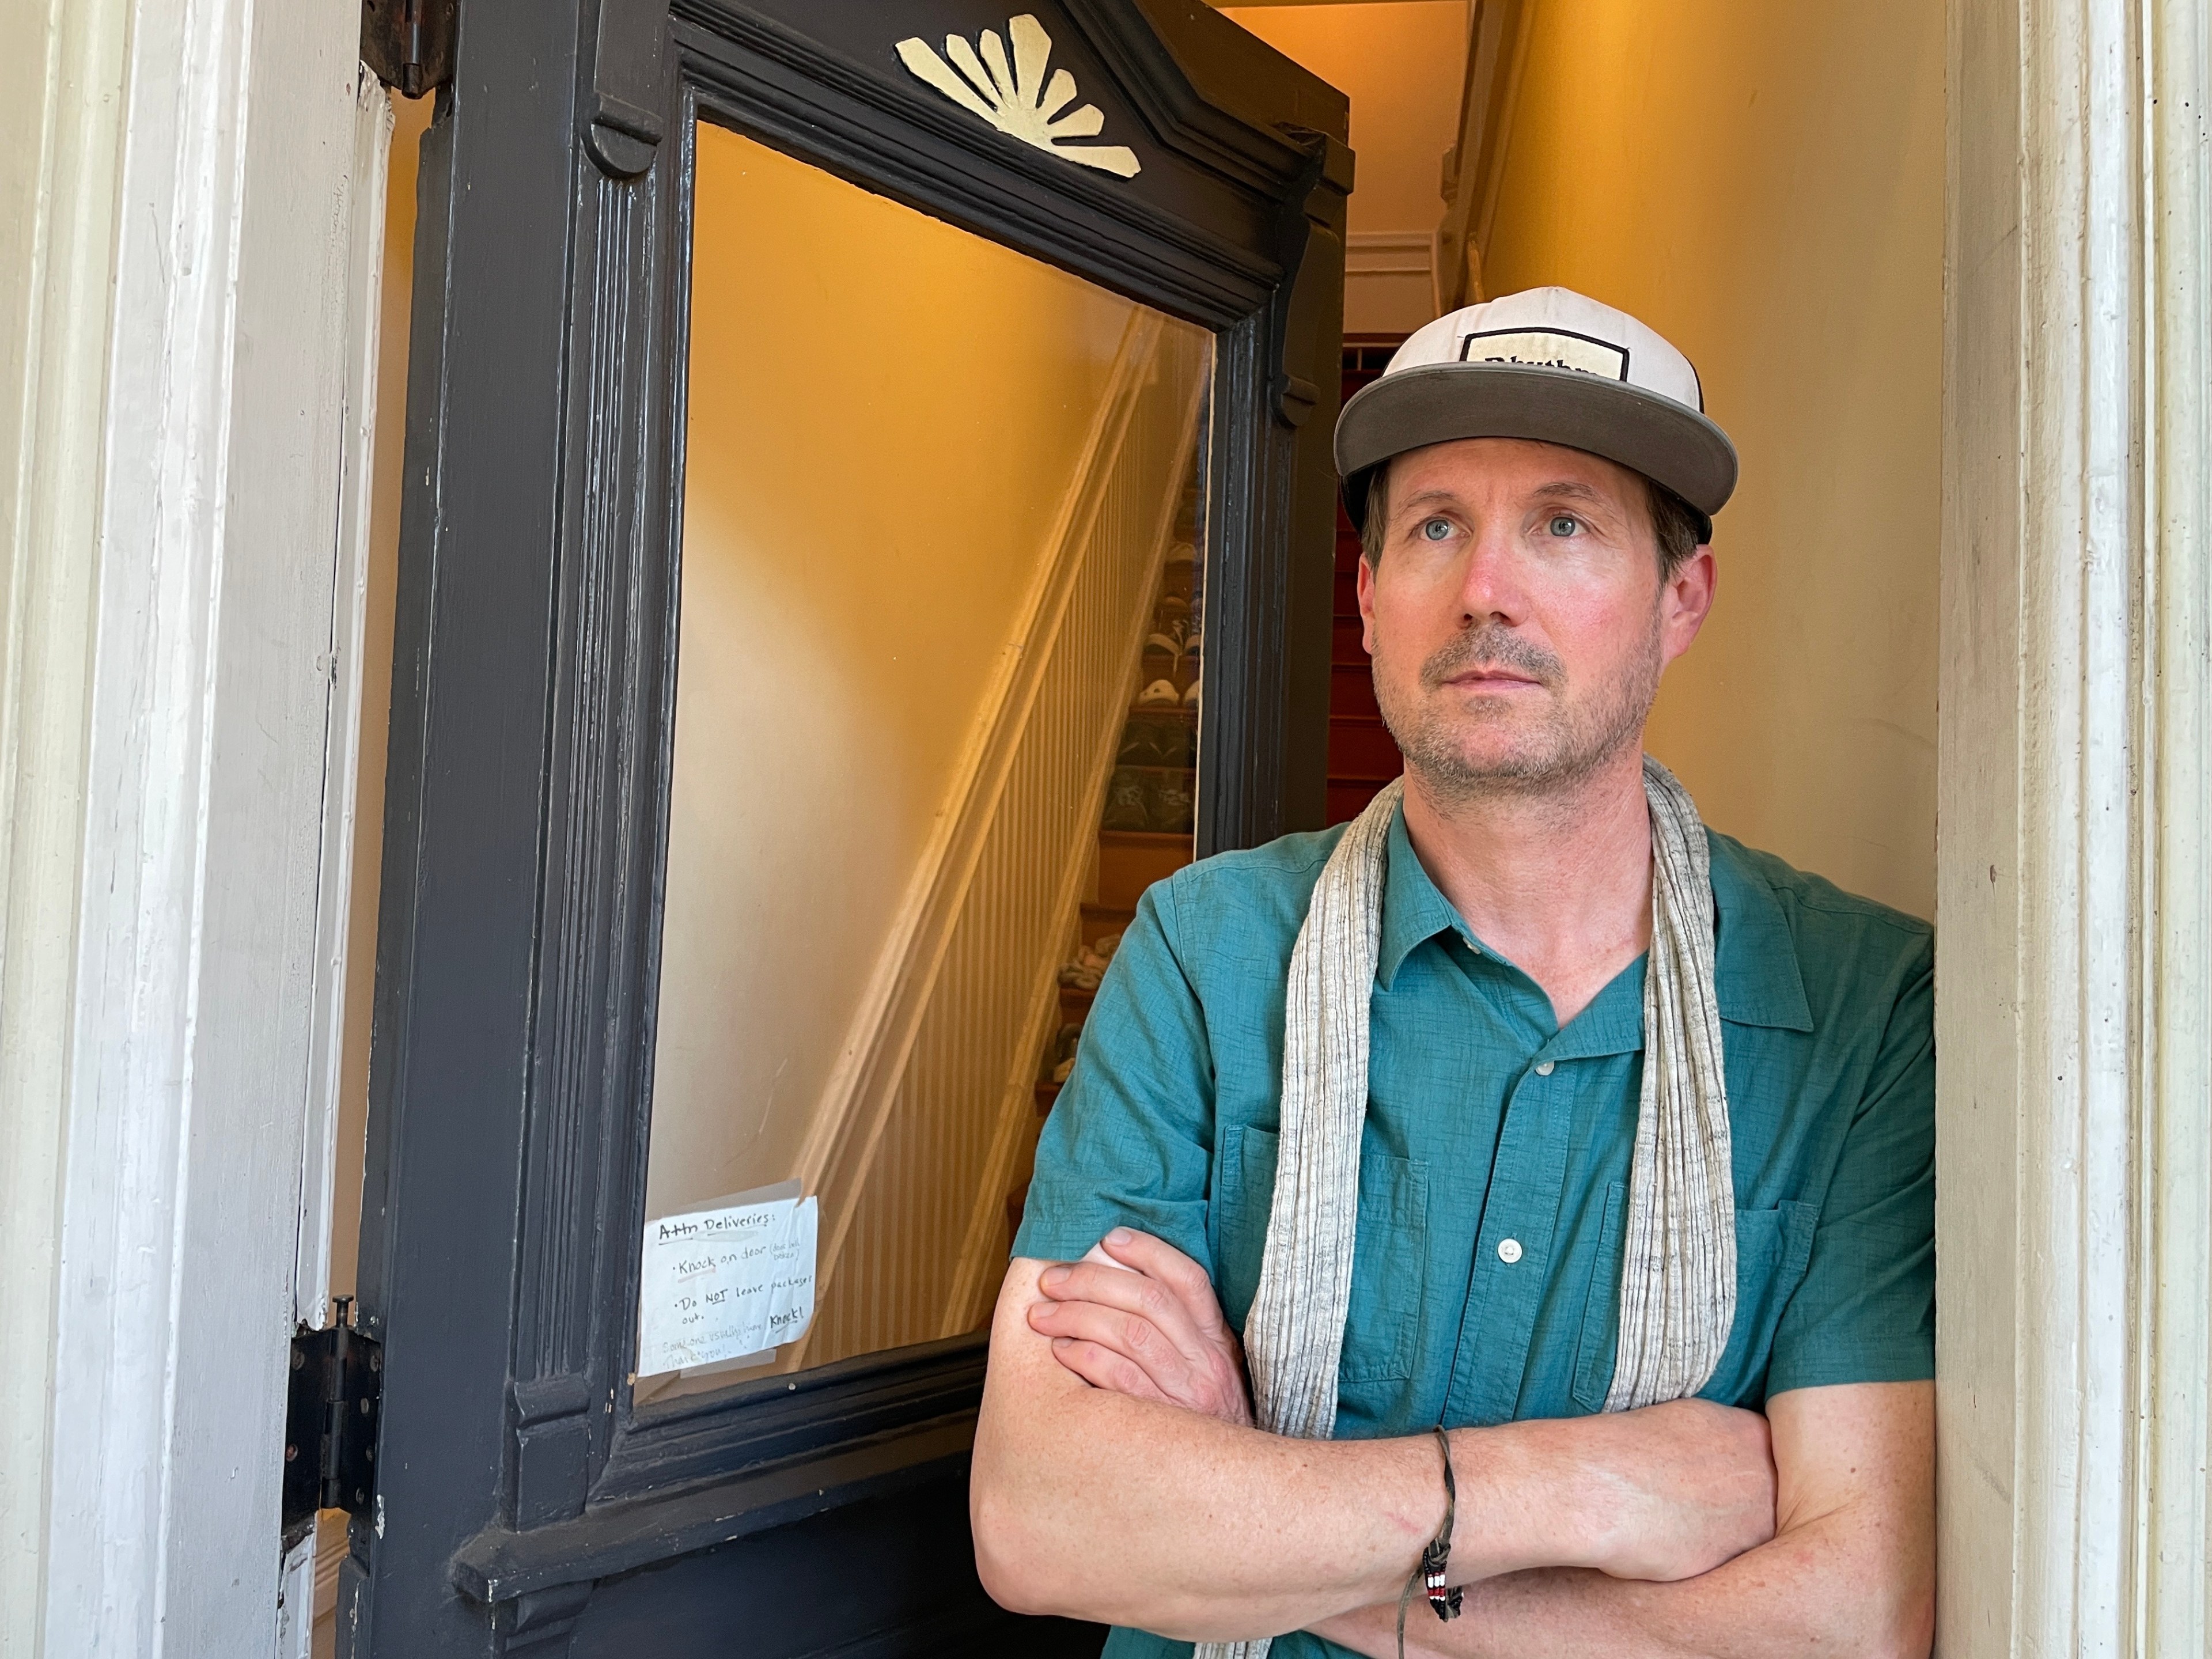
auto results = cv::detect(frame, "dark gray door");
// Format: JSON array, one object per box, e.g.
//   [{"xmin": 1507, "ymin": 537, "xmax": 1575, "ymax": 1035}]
[{"xmin": 346, "ymin": 3, "xmax": 1348, "ymax": 1653}]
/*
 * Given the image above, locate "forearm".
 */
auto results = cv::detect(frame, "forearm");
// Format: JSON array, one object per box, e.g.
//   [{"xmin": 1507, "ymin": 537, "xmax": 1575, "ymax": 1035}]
[
  {"xmin": 974, "ymin": 1262, "xmax": 1599, "ymax": 1639},
  {"xmin": 974, "ymin": 1370, "xmax": 1434, "ymax": 1638},
  {"xmin": 1315, "ymin": 1509, "xmax": 1929, "ymax": 1659},
  {"xmin": 1312, "ymin": 1384, "xmax": 1936, "ymax": 1659},
  {"xmin": 972, "ymin": 1259, "xmax": 1431, "ymax": 1637}
]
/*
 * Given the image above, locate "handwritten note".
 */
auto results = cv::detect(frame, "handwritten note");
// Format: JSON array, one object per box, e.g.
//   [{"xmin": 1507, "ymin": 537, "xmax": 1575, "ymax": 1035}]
[{"xmin": 637, "ymin": 1193, "xmax": 817, "ymax": 1377}]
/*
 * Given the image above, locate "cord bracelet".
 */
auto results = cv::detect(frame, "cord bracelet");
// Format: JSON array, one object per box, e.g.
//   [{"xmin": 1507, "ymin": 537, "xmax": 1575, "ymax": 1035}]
[{"xmin": 1395, "ymin": 1425, "xmax": 1463, "ymax": 1658}]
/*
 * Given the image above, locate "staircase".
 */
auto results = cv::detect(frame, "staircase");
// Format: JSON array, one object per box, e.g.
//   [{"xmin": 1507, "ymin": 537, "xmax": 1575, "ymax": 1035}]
[
  {"xmin": 1003, "ymin": 342, "xmax": 1408, "ymax": 1246},
  {"xmin": 1007, "ymin": 497, "xmax": 1204, "ymax": 1244},
  {"xmin": 1326, "ymin": 341, "xmax": 1408, "ymax": 825}
]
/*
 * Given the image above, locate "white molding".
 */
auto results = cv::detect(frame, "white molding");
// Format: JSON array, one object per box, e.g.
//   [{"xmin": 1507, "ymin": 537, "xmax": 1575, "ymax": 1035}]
[
  {"xmin": 939, "ymin": 972, "xmax": 1074, "ymax": 1337},
  {"xmin": 1343, "ymin": 230, "xmax": 1435, "ymax": 278},
  {"xmin": 42, "ymin": 0, "xmax": 263, "ymax": 1638},
  {"xmin": 294, "ymin": 76, "xmax": 393, "ymax": 1335},
  {"xmin": 281, "ymin": 74, "xmax": 393, "ymax": 1657},
  {"xmin": 36, "ymin": 0, "xmax": 374, "ymax": 1652},
  {"xmin": 1938, "ymin": 0, "xmax": 2210, "ymax": 1648},
  {"xmin": 2136, "ymin": 0, "xmax": 2209, "ymax": 1641},
  {"xmin": 1435, "ymin": 0, "xmax": 1536, "ymax": 310},
  {"xmin": 0, "ymin": 0, "xmax": 131, "ymax": 1646}
]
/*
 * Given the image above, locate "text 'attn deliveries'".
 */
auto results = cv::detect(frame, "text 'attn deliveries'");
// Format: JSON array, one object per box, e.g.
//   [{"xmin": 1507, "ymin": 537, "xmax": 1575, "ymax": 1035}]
[{"xmin": 637, "ymin": 1192, "xmax": 818, "ymax": 1376}]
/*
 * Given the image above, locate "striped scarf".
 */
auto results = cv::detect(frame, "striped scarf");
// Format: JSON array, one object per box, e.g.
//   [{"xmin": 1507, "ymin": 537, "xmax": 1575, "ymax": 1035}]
[{"xmin": 1196, "ymin": 756, "xmax": 1734, "ymax": 1659}]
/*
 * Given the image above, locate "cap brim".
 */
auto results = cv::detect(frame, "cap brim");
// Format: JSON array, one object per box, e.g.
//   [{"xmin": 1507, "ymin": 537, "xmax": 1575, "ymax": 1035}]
[{"xmin": 1335, "ymin": 362, "xmax": 1738, "ymax": 540}]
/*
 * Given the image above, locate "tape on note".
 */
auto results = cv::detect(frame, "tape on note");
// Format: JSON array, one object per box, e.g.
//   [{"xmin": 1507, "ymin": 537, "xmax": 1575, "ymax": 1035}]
[{"xmin": 637, "ymin": 1192, "xmax": 817, "ymax": 1377}]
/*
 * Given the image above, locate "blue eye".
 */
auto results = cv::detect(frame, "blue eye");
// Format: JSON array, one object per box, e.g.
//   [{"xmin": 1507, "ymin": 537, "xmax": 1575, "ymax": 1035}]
[
  {"xmin": 1419, "ymin": 517, "xmax": 1453, "ymax": 542},
  {"xmin": 1547, "ymin": 514, "xmax": 1581, "ymax": 537}
]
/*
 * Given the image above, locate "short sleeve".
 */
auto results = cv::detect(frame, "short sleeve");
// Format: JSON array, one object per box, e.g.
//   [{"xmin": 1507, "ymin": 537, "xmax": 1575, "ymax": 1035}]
[
  {"xmin": 1764, "ymin": 937, "xmax": 1936, "ymax": 1396},
  {"xmin": 1011, "ymin": 877, "xmax": 1217, "ymax": 1271}
]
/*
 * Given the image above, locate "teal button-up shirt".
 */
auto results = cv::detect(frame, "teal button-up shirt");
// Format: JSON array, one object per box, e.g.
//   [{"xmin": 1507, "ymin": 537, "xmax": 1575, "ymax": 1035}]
[{"xmin": 1012, "ymin": 806, "xmax": 1936, "ymax": 1659}]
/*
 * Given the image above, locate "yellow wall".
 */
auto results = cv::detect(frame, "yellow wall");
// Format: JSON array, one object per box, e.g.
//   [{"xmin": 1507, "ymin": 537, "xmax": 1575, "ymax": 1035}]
[
  {"xmin": 643, "ymin": 125, "xmax": 1148, "ymax": 1217},
  {"xmin": 1221, "ymin": 2, "xmax": 1464, "ymax": 238},
  {"xmin": 1219, "ymin": 2, "xmax": 1464, "ymax": 331},
  {"xmin": 1481, "ymin": 0, "xmax": 1942, "ymax": 918}
]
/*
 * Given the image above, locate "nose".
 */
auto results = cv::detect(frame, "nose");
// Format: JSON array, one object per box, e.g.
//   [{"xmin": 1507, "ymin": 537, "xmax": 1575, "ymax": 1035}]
[{"xmin": 1454, "ymin": 518, "xmax": 1529, "ymax": 627}]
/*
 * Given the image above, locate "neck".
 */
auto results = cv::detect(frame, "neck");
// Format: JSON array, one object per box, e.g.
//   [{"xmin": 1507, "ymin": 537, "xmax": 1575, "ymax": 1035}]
[{"xmin": 1398, "ymin": 741, "xmax": 1654, "ymax": 1027}]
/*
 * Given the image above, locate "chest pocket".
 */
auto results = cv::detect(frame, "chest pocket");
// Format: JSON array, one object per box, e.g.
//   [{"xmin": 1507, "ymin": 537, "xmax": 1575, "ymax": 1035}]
[
  {"xmin": 1571, "ymin": 1183, "xmax": 1819, "ymax": 1411},
  {"xmin": 1215, "ymin": 1125, "xmax": 1429, "ymax": 1384}
]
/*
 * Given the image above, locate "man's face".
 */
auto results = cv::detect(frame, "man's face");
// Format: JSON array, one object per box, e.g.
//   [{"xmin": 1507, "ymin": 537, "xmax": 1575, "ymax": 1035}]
[{"xmin": 1357, "ymin": 437, "xmax": 1715, "ymax": 799}]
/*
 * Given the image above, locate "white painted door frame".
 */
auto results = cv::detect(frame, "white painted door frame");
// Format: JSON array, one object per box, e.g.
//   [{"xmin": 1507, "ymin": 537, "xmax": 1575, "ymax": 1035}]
[
  {"xmin": 1937, "ymin": 0, "xmax": 2210, "ymax": 1651},
  {"xmin": 3, "ymin": 0, "xmax": 386, "ymax": 1652}
]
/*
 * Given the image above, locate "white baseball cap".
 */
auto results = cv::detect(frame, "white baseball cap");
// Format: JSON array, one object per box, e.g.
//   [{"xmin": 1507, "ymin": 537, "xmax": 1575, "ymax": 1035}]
[{"xmin": 1336, "ymin": 286, "xmax": 1738, "ymax": 543}]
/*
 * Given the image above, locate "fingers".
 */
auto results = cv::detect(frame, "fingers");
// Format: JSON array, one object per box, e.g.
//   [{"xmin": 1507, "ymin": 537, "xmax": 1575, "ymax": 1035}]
[
  {"xmin": 1029, "ymin": 1232, "xmax": 1253, "ymax": 1424},
  {"xmin": 1034, "ymin": 1255, "xmax": 1217, "ymax": 1377},
  {"xmin": 1029, "ymin": 1282, "xmax": 1202, "ymax": 1400},
  {"xmin": 1048, "ymin": 1337, "xmax": 1175, "ymax": 1405},
  {"xmin": 1096, "ymin": 1228, "xmax": 1230, "ymax": 1337},
  {"xmin": 1037, "ymin": 1303, "xmax": 1247, "ymax": 1423}
]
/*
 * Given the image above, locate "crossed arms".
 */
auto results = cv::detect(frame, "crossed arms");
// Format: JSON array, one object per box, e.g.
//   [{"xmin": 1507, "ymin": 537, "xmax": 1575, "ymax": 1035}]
[{"xmin": 971, "ymin": 1230, "xmax": 1933, "ymax": 1657}]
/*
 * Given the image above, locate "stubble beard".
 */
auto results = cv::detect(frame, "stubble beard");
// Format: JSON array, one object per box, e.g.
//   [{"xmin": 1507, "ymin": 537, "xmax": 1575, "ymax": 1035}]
[{"xmin": 1372, "ymin": 608, "xmax": 1664, "ymax": 808}]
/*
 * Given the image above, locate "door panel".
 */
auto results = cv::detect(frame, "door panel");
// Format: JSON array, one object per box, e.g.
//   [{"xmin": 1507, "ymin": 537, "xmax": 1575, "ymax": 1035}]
[
  {"xmin": 348, "ymin": 2, "xmax": 1347, "ymax": 1652},
  {"xmin": 564, "ymin": 1476, "xmax": 1104, "ymax": 1658}
]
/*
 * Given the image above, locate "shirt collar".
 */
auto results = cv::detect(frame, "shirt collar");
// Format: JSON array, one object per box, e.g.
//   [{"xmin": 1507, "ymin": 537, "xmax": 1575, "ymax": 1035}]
[
  {"xmin": 1707, "ymin": 832, "xmax": 1815, "ymax": 1031},
  {"xmin": 1372, "ymin": 800, "xmax": 1814, "ymax": 1034},
  {"xmin": 1376, "ymin": 804, "xmax": 1467, "ymax": 992}
]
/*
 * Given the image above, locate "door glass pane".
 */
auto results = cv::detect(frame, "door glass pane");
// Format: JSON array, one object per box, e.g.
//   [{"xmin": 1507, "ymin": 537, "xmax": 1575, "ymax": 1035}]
[{"xmin": 637, "ymin": 123, "xmax": 1213, "ymax": 1400}]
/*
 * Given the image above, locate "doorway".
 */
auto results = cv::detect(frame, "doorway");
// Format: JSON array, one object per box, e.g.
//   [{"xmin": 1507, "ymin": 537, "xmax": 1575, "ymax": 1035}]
[{"xmin": 329, "ymin": 4, "xmax": 1349, "ymax": 1653}]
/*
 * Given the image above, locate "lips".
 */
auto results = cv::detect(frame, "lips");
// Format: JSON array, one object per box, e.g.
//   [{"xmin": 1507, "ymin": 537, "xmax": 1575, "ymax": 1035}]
[
  {"xmin": 1416, "ymin": 626, "xmax": 1565, "ymax": 692},
  {"xmin": 1444, "ymin": 668, "xmax": 1544, "ymax": 689}
]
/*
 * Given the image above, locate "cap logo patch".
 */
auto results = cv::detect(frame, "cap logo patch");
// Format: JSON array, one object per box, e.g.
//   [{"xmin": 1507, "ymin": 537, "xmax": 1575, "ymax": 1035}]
[{"xmin": 1458, "ymin": 327, "xmax": 1630, "ymax": 381}]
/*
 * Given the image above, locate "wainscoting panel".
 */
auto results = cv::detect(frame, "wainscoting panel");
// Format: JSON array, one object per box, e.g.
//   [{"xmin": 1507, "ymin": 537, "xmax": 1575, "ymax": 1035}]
[{"xmin": 795, "ymin": 318, "xmax": 1209, "ymax": 1364}]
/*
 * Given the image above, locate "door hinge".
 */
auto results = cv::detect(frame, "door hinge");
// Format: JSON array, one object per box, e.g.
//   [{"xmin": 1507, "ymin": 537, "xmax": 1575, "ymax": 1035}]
[
  {"xmin": 361, "ymin": 0, "xmax": 456, "ymax": 99},
  {"xmin": 283, "ymin": 1297, "xmax": 383, "ymax": 1543}
]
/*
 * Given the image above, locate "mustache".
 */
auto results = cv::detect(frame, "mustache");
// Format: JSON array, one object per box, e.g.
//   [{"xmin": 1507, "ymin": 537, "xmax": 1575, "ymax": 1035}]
[{"xmin": 1418, "ymin": 625, "xmax": 1564, "ymax": 691}]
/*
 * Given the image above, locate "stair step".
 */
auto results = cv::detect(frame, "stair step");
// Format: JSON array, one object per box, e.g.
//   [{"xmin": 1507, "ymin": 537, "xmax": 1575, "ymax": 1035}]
[
  {"xmin": 1096, "ymin": 830, "xmax": 1194, "ymax": 911},
  {"xmin": 1327, "ymin": 781, "xmax": 1396, "ymax": 824},
  {"xmin": 1328, "ymin": 717, "xmax": 1404, "ymax": 775},
  {"xmin": 1080, "ymin": 902, "xmax": 1135, "ymax": 944},
  {"xmin": 1324, "ymin": 342, "xmax": 1407, "ymax": 830},
  {"xmin": 1331, "ymin": 665, "xmax": 1381, "ymax": 718}
]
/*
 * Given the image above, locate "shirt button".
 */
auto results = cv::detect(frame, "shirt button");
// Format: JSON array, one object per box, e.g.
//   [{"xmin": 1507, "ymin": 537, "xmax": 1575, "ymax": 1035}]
[
  {"xmin": 1533, "ymin": 1060, "xmax": 1555, "ymax": 1077},
  {"xmin": 1497, "ymin": 1238, "xmax": 1524, "ymax": 1264}
]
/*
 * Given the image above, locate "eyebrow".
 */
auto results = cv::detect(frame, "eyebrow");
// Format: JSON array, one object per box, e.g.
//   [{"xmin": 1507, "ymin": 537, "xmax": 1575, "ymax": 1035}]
[
  {"xmin": 1393, "ymin": 479, "xmax": 1619, "ymax": 518},
  {"xmin": 1528, "ymin": 480, "xmax": 1612, "ymax": 507},
  {"xmin": 1393, "ymin": 487, "xmax": 1464, "ymax": 517}
]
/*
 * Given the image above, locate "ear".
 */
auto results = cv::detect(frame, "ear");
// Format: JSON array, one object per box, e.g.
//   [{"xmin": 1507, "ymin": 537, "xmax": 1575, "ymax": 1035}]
[
  {"xmin": 1659, "ymin": 546, "xmax": 1717, "ymax": 665},
  {"xmin": 1356, "ymin": 550, "xmax": 1380, "ymax": 657}
]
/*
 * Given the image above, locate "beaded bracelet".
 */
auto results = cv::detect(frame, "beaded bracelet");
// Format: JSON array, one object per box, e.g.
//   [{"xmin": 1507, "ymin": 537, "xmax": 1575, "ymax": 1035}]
[{"xmin": 1396, "ymin": 1425, "xmax": 1463, "ymax": 1658}]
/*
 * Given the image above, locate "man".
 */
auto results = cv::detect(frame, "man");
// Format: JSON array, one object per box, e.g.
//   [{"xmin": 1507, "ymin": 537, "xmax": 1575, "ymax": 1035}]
[{"xmin": 972, "ymin": 287, "xmax": 1934, "ymax": 1658}]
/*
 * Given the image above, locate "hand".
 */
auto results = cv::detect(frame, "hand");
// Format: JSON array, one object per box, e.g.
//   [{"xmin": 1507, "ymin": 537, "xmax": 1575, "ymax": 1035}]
[
  {"xmin": 1540, "ymin": 1397, "xmax": 1778, "ymax": 1581},
  {"xmin": 1025, "ymin": 1228, "xmax": 1253, "ymax": 1427}
]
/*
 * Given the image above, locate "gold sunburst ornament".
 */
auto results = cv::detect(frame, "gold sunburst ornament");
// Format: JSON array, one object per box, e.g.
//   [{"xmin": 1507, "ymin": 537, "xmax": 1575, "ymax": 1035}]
[{"xmin": 895, "ymin": 14, "xmax": 1142, "ymax": 178}]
